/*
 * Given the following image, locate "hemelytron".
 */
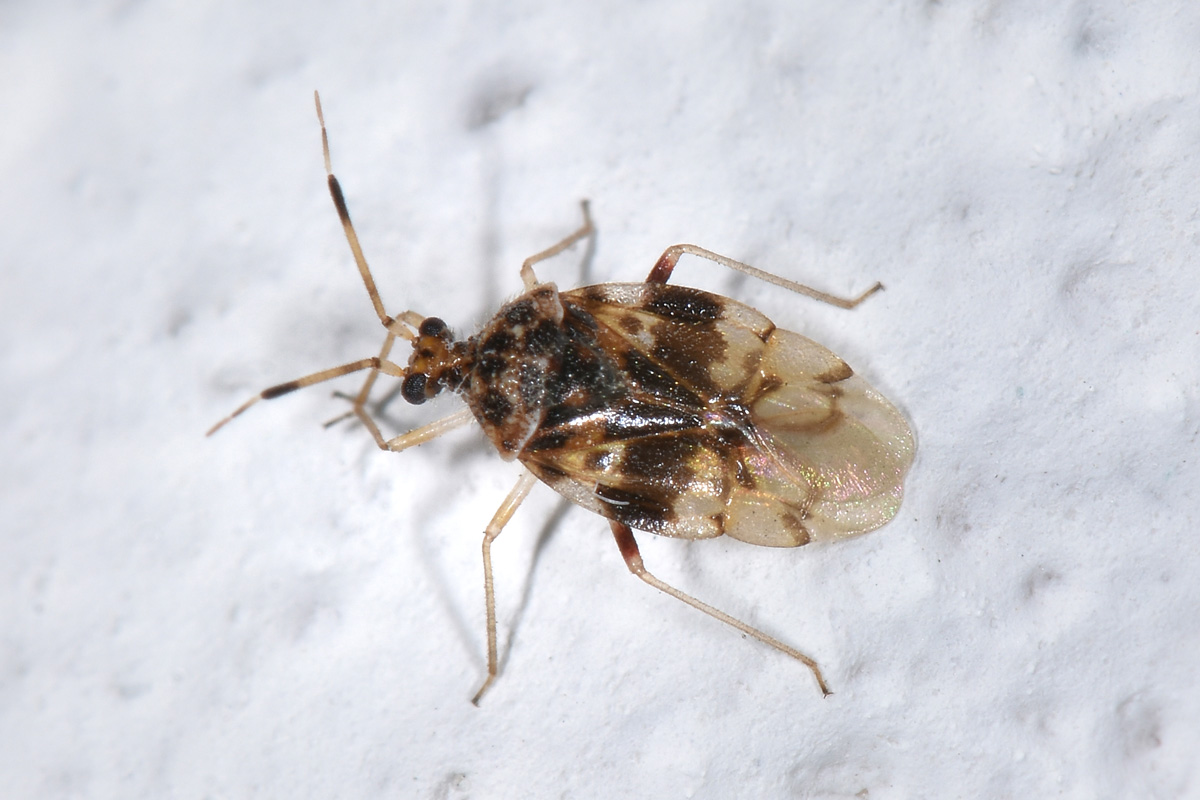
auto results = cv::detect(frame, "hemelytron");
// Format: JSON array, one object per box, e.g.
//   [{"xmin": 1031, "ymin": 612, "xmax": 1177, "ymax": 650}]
[{"xmin": 210, "ymin": 92, "xmax": 915, "ymax": 704}]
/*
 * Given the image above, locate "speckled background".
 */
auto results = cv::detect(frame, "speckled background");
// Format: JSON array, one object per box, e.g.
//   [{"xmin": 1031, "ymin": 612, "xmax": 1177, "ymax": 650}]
[{"xmin": 3, "ymin": 1, "xmax": 1198, "ymax": 797}]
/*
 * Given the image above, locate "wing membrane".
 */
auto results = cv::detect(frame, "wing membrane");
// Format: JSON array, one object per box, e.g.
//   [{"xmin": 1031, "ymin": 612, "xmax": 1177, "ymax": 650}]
[
  {"xmin": 728, "ymin": 329, "xmax": 915, "ymax": 545},
  {"xmin": 521, "ymin": 285, "xmax": 914, "ymax": 546}
]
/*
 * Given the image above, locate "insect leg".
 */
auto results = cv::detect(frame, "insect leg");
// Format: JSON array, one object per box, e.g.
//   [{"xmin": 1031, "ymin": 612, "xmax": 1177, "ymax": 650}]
[
  {"xmin": 378, "ymin": 407, "xmax": 475, "ymax": 453},
  {"xmin": 315, "ymin": 91, "xmax": 414, "ymax": 335},
  {"xmin": 609, "ymin": 520, "xmax": 830, "ymax": 696},
  {"xmin": 322, "ymin": 329, "xmax": 402, "ymax": 432},
  {"xmin": 325, "ymin": 336, "xmax": 476, "ymax": 450},
  {"xmin": 519, "ymin": 200, "xmax": 595, "ymax": 290},
  {"xmin": 207, "ymin": 355, "xmax": 407, "ymax": 436},
  {"xmin": 315, "ymin": 93, "xmax": 438, "ymax": 435},
  {"xmin": 321, "ymin": 321, "xmax": 429, "ymax": 436},
  {"xmin": 472, "ymin": 468, "xmax": 539, "ymax": 706},
  {"xmin": 647, "ymin": 243, "xmax": 882, "ymax": 310}
]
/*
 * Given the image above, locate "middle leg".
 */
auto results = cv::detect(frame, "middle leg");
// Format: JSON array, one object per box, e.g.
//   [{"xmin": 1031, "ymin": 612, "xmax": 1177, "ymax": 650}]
[
  {"xmin": 647, "ymin": 243, "xmax": 881, "ymax": 310},
  {"xmin": 519, "ymin": 201, "xmax": 596, "ymax": 290}
]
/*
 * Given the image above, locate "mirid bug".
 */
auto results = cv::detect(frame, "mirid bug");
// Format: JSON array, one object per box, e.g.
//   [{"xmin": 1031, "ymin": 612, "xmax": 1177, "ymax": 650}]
[{"xmin": 209, "ymin": 93, "xmax": 916, "ymax": 704}]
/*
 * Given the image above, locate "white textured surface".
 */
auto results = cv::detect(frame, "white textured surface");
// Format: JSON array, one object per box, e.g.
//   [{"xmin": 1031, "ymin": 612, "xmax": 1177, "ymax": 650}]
[{"xmin": 3, "ymin": 1, "xmax": 1199, "ymax": 798}]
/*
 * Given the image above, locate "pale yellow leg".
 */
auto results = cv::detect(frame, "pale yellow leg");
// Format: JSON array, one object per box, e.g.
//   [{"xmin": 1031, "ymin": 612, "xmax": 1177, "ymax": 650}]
[
  {"xmin": 519, "ymin": 201, "xmax": 595, "ymax": 290},
  {"xmin": 472, "ymin": 469, "xmax": 539, "ymax": 705},
  {"xmin": 207, "ymin": 355, "xmax": 408, "ymax": 436},
  {"xmin": 378, "ymin": 408, "xmax": 474, "ymax": 453},
  {"xmin": 609, "ymin": 520, "xmax": 830, "ymax": 696},
  {"xmin": 649, "ymin": 243, "xmax": 881, "ymax": 310},
  {"xmin": 211, "ymin": 96, "xmax": 430, "ymax": 436},
  {"xmin": 321, "ymin": 312, "xmax": 438, "ymax": 441}
]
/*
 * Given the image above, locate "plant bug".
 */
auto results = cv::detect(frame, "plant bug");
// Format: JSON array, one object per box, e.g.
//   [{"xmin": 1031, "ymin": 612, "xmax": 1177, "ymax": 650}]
[{"xmin": 209, "ymin": 93, "xmax": 916, "ymax": 704}]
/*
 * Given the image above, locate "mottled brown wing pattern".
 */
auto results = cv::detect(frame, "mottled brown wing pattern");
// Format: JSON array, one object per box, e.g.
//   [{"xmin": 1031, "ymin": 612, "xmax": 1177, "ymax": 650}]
[
  {"xmin": 519, "ymin": 282, "xmax": 914, "ymax": 547},
  {"xmin": 575, "ymin": 282, "xmax": 777, "ymax": 401},
  {"xmin": 213, "ymin": 100, "xmax": 915, "ymax": 701}
]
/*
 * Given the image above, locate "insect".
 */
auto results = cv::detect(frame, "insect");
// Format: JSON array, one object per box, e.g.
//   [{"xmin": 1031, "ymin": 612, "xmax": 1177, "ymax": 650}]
[{"xmin": 210, "ymin": 93, "xmax": 916, "ymax": 704}]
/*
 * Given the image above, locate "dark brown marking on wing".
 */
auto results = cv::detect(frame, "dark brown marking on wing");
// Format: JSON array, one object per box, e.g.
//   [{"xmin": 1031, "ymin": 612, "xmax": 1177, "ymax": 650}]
[
  {"xmin": 540, "ymin": 350, "xmax": 623, "ymax": 429},
  {"xmin": 733, "ymin": 457, "xmax": 757, "ymax": 489},
  {"xmin": 798, "ymin": 405, "xmax": 846, "ymax": 435},
  {"xmin": 539, "ymin": 401, "xmax": 591, "ymax": 431},
  {"xmin": 600, "ymin": 402, "xmax": 702, "ymax": 440},
  {"xmin": 528, "ymin": 460, "xmax": 569, "ymax": 486},
  {"xmin": 552, "ymin": 341, "xmax": 610, "ymax": 396},
  {"xmin": 742, "ymin": 348, "xmax": 763, "ymax": 375},
  {"xmin": 622, "ymin": 285, "xmax": 730, "ymax": 395},
  {"xmin": 562, "ymin": 301, "xmax": 599, "ymax": 335},
  {"xmin": 465, "ymin": 282, "xmax": 795, "ymax": 541},
  {"xmin": 756, "ymin": 375, "xmax": 783, "ymax": 397},
  {"xmin": 568, "ymin": 286, "xmax": 778, "ymax": 414},
  {"xmin": 620, "ymin": 435, "xmax": 701, "ymax": 490},
  {"xmin": 524, "ymin": 429, "xmax": 570, "ymax": 453},
  {"xmin": 700, "ymin": 411, "xmax": 758, "ymax": 490},
  {"xmin": 620, "ymin": 348, "xmax": 701, "ymax": 407},
  {"xmin": 579, "ymin": 285, "xmax": 609, "ymax": 305},
  {"xmin": 645, "ymin": 284, "xmax": 723, "ymax": 322},
  {"xmin": 816, "ymin": 361, "xmax": 854, "ymax": 384},
  {"xmin": 649, "ymin": 318, "xmax": 726, "ymax": 395},
  {"xmin": 594, "ymin": 483, "xmax": 674, "ymax": 533},
  {"xmin": 780, "ymin": 511, "xmax": 812, "ymax": 546},
  {"xmin": 585, "ymin": 449, "xmax": 618, "ymax": 472}
]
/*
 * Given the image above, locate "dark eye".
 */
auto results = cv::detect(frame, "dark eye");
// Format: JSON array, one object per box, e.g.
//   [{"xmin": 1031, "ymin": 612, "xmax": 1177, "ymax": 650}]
[
  {"xmin": 401, "ymin": 374, "xmax": 428, "ymax": 405},
  {"xmin": 418, "ymin": 317, "xmax": 447, "ymax": 338}
]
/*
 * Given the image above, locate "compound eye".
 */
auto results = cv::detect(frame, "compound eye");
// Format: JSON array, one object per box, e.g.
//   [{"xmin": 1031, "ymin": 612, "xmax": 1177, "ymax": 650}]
[
  {"xmin": 401, "ymin": 373, "xmax": 428, "ymax": 405},
  {"xmin": 418, "ymin": 317, "xmax": 447, "ymax": 338}
]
